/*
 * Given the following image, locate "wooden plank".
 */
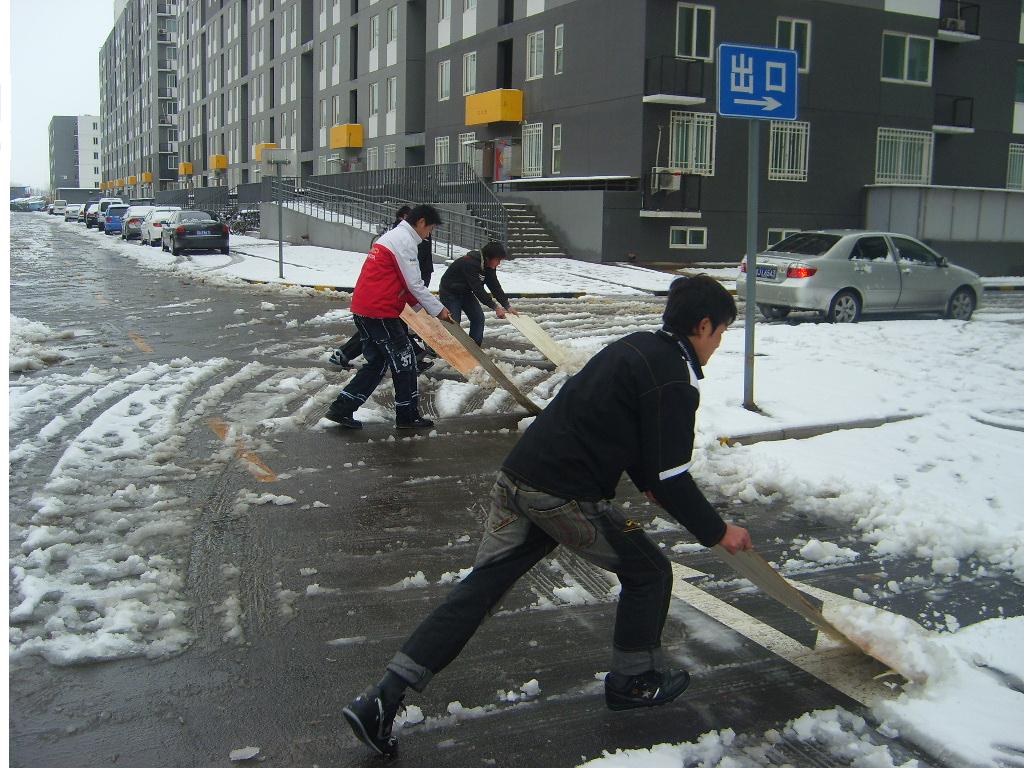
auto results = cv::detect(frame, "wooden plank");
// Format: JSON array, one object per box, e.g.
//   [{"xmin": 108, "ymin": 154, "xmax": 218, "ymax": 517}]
[
  {"xmin": 443, "ymin": 321, "xmax": 542, "ymax": 415},
  {"xmin": 506, "ymin": 313, "xmax": 570, "ymax": 366},
  {"xmin": 713, "ymin": 546, "xmax": 926, "ymax": 682},
  {"xmin": 400, "ymin": 306, "xmax": 479, "ymax": 377}
]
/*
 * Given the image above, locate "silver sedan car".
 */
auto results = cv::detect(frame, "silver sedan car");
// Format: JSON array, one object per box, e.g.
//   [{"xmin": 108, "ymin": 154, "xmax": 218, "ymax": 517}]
[{"xmin": 736, "ymin": 230, "xmax": 982, "ymax": 322}]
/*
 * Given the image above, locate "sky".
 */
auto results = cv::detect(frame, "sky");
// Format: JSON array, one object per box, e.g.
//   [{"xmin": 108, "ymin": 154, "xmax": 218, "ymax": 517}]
[
  {"xmin": 7, "ymin": 1, "xmax": 114, "ymax": 190},
  {"xmin": 9, "ymin": 217, "xmax": 1024, "ymax": 767}
]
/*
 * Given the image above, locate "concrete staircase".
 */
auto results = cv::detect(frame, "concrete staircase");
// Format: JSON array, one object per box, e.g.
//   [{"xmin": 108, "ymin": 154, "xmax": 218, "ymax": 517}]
[{"xmin": 501, "ymin": 201, "xmax": 567, "ymax": 258}]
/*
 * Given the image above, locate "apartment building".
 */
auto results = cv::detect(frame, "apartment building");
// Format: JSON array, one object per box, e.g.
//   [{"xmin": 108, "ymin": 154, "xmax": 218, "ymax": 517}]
[
  {"xmin": 99, "ymin": 0, "xmax": 1023, "ymax": 268},
  {"xmin": 48, "ymin": 115, "xmax": 103, "ymax": 193},
  {"xmin": 99, "ymin": 0, "xmax": 181, "ymax": 198}
]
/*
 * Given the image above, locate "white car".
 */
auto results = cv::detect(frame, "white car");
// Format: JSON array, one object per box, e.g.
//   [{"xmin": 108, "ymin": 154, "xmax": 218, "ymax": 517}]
[
  {"xmin": 64, "ymin": 203, "xmax": 83, "ymax": 222},
  {"xmin": 140, "ymin": 206, "xmax": 182, "ymax": 246},
  {"xmin": 51, "ymin": 200, "xmax": 67, "ymax": 215},
  {"xmin": 121, "ymin": 205, "xmax": 156, "ymax": 240}
]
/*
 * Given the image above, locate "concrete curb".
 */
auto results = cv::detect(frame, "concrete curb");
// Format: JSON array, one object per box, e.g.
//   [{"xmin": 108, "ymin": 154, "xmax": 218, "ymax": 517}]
[{"xmin": 717, "ymin": 412, "xmax": 924, "ymax": 447}]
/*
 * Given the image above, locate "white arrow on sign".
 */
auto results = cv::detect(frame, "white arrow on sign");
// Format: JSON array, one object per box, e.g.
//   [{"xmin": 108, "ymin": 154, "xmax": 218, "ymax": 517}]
[{"xmin": 733, "ymin": 95, "xmax": 782, "ymax": 111}]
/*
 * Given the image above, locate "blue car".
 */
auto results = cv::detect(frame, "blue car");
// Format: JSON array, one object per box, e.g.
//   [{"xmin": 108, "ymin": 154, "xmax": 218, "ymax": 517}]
[{"xmin": 103, "ymin": 204, "xmax": 130, "ymax": 235}]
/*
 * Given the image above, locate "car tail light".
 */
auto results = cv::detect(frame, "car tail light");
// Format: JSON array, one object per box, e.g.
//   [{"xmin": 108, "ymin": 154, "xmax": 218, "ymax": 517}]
[
  {"xmin": 175, "ymin": 226, "xmax": 186, "ymax": 235},
  {"xmin": 221, "ymin": 224, "xmax": 230, "ymax": 235},
  {"xmin": 154, "ymin": 222, "xmax": 162, "ymax": 228},
  {"xmin": 739, "ymin": 261, "xmax": 747, "ymax": 273},
  {"xmin": 106, "ymin": 216, "xmax": 113, "ymax": 223},
  {"xmin": 786, "ymin": 264, "xmax": 818, "ymax": 279}
]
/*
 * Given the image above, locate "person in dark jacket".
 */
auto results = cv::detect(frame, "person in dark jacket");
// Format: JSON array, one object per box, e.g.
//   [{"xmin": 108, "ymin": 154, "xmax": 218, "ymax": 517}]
[
  {"xmin": 438, "ymin": 241, "xmax": 516, "ymax": 346},
  {"xmin": 341, "ymin": 275, "xmax": 753, "ymax": 758}
]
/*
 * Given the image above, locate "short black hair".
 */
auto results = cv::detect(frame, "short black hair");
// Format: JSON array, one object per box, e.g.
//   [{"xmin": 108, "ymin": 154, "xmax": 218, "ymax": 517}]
[
  {"xmin": 662, "ymin": 275, "xmax": 737, "ymax": 337},
  {"xmin": 408, "ymin": 204, "xmax": 443, "ymax": 227},
  {"xmin": 395, "ymin": 205, "xmax": 412, "ymax": 219},
  {"xmin": 481, "ymin": 241, "xmax": 508, "ymax": 261}
]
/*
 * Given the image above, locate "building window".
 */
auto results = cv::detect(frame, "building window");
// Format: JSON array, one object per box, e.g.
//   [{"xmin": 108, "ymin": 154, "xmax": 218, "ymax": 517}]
[
  {"xmin": 387, "ymin": 6, "xmax": 398, "ymax": 44},
  {"xmin": 384, "ymin": 143, "xmax": 396, "ymax": 168},
  {"xmin": 439, "ymin": 0, "xmax": 450, "ymax": 21},
  {"xmin": 553, "ymin": 24, "xmax": 564, "ymax": 75},
  {"xmin": 668, "ymin": 111, "xmax": 716, "ymax": 175},
  {"xmin": 464, "ymin": 0, "xmax": 476, "ymax": 8},
  {"xmin": 676, "ymin": 3, "xmax": 714, "ymax": 61},
  {"xmin": 369, "ymin": 82, "xmax": 380, "ymax": 116},
  {"xmin": 776, "ymin": 17, "xmax": 810, "ymax": 72},
  {"xmin": 768, "ymin": 120, "xmax": 809, "ymax": 181},
  {"xmin": 1008, "ymin": 144, "xmax": 1024, "ymax": 190},
  {"xmin": 458, "ymin": 131, "xmax": 476, "ymax": 163},
  {"xmin": 669, "ymin": 226, "xmax": 707, "ymax": 249},
  {"xmin": 387, "ymin": 76, "xmax": 398, "ymax": 112},
  {"xmin": 522, "ymin": 122, "xmax": 543, "ymax": 177},
  {"xmin": 875, "ymin": 127, "xmax": 933, "ymax": 184},
  {"xmin": 463, "ymin": 51, "xmax": 477, "ymax": 95},
  {"xmin": 370, "ymin": 15, "xmax": 380, "ymax": 50},
  {"xmin": 320, "ymin": 99, "xmax": 328, "ymax": 129},
  {"xmin": 438, "ymin": 59, "xmax": 451, "ymax": 101},
  {"xmin": 366, "ymin": 146, "xmax": 379, "ymax": 170},
  {"xmin": 881, "ymin": 32, "xmax": 932, "ymax": 85},
  {"xmin": 526, "ymin": 31, "xmax": 544, "ymax": 80},
  {"xmin": 333, "ymin": 94, "xmax": 342, "ymax": 123},
  {"xmin": 767, "ymin": 227, "xmax": 800, "ymax": 247},
  {"xmin": 551, "ymin": 123, "xmax": 562, "ymax": 174},
  {"xmin": 435, "ymin": 134, "xmax": 450, "ymax": 163}
]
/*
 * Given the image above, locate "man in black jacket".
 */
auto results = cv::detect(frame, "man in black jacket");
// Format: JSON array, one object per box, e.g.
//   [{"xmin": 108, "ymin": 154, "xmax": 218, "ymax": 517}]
[
  {"xmin": 342, "ymin": 275, "xmax": 752, "ymax": 758},
  {"xmin": 438, "ymin": 241, "xmax": 516, "ymax": 345}
]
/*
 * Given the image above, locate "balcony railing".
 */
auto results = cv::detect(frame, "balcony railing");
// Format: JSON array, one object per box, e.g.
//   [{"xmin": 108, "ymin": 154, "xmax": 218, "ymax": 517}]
[
  {"xmin": 156, "ymin": 3, "xmax": 176, "ymax": 15},
  {"xmin": 640, "ymin": 170, "xmax": 703, "ymax": 214},
  {"xmin": 934, "ymin": 94, "xmax": 974, "ymax": 131},
  {"xmin": 158, "ymin": 142, "xmax": 178, "ymax": 153},
  {"xmin": 158, "ymin": 112, "xmax": 178, "ymax": 125},
  {"xmin": 157, "ymin": 88, "xmax": 178, "ymax": 98},
  {"xmin": 157, "ymin": 29, "xmax": 172, "ymax": 41},
  {"xmin": 644, "ymin": 56, "xmax": 706, "ymax": 105},
  {"xmin": 158, "ymin": 59, "xmax": 177, "ymax": 71}
]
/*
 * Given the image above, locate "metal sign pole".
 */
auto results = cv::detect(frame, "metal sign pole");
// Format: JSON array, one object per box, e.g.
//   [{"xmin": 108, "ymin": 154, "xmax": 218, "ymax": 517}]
[{"xmin": 743, "ymin": 120, "xmax": 759, "ymax": 411}]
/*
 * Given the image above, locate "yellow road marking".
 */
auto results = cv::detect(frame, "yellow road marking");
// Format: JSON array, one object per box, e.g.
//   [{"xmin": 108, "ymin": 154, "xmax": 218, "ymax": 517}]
[
  {"xmin": 128, "ymin": 332, "xmax": 153, "ymax": 353},
  {"xmin": 206, "ymin": 417, "xmax": 278, "ymax": 482}
]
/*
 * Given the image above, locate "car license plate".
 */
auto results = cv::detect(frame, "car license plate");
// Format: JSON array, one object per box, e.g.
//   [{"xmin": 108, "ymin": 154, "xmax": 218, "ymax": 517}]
[
  {"xmin": 196, "ymin": 229, "xmax": 210, "ymax": 236},
  {"xmin": 756, "ymin": 264, "xmax": 777, "ymax": 280}
]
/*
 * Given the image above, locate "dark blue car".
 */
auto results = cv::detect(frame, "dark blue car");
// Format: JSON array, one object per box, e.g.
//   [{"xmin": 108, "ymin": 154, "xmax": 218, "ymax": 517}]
[{"xmin": 103, "ymin": 204, "xmax": 130, "ymax": 235}]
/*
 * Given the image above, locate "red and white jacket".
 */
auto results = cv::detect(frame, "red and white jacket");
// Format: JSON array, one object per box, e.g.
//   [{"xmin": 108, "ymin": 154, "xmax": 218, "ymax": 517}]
[{"xmin": 350, "ymin": 220, "xmax": 445, "ymax": 318}]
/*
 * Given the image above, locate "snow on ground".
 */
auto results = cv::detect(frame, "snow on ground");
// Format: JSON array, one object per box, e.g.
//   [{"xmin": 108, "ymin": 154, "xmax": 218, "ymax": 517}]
[
  {"xmin": 12, "ymin": 215, "xmax": 1024, "ymax": 766},
  {"xmin": 9, "ymin": 316, "xmax": 80, "ymax": 372}
]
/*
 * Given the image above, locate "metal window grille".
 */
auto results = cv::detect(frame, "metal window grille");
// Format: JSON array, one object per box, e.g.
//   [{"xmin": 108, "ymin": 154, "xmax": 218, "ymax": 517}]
[
  {"xmin": 458, "ymin": 131, "xmax": 476, "ymax": 164},
  {"xmin": 384, "ymin": 144, "xmax": 396, "ymax": 169},
  {"xmin": 522, "ymin": 122, "xmax": 544, "ymax": 177},
  {"xmin": 1009, "ymin": 144, "xmax": 1024, "ymax": 190},
  {"xmin": 875, "ymin": 127, "xmax": 933, "ymax": 184},
  {"xmin": 769, "ymin": 120, "xmax": 809, "ymax": 182},
  {"xmin": 434, "ymin": 135, "xmax": 450, "ymax": 164},
  {"xmin": 668, "ymin": 111, "xmax": 716, "ymax": 175},
  {"xmin": 366, "ymin": 146, "xmax": 379, "ymax": 171}
]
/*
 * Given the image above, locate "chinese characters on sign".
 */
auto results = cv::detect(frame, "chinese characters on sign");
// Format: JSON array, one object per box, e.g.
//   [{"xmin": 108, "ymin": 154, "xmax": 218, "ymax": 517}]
[{"xmin": 717, "ymin": 44, "xmax": 799, "ymax": 120}]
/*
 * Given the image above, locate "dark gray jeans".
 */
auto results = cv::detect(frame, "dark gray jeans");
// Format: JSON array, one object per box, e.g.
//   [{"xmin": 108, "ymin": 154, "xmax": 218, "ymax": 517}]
[{"xmin": 388, "ymin": 470, "xmax": 674, "ymax": 691}]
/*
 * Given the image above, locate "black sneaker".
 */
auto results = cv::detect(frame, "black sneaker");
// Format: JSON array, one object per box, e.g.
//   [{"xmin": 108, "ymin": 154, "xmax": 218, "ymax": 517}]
[
  {"xmin": 417, "ymin": 358, "xmax": 435, "ymax": 372},
  {"xmin": 396, "ymin": 416, "xmax": 434, "ymax": 430},
  {"xmin": 328, "ymin": 349, "xmax": 352, "ymax": 369},
  {"xmin": 342, "ymin": 685, "xmax": 404, "ymax": 758},
  {"xmin": 325, "ymin": 410, "xmax": 362, "ymax": 429},
  {"xmin": 604, "ymin": 669, "xmax": 691, "ymax": 711}
]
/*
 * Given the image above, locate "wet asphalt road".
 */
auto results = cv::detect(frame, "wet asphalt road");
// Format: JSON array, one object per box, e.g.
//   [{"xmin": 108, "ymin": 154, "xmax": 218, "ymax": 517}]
[{"xmin": 8, "ymin": 213, "xmax": 1023, "ymax": 768}]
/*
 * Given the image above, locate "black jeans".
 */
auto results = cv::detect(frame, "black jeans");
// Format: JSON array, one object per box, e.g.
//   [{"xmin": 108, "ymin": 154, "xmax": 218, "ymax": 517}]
[
  {"xmin": 336, "ymin": 325, "xmax": 427, "ymax": 363},
  {"xmin": 329, "ymin": 315, "xmax": 420, "ymax": 423},
  {"xmin": 440, "ymin": 292, "xmax": 486, "ymax": 345},
  {"xmin": 386, "ymin": 471, "xmax": 674, "ymax": 691}
]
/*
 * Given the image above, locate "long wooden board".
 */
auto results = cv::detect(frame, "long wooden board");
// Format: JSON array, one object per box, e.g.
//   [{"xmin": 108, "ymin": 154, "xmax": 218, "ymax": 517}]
[
  {"xmin": 444, "ymin": 321, "xmax": 542, "ymax": 415},
  {"xmin": 400, "ymin": 306, "xmax": 478, "ymax": 376},
  {"xmin": 713, "ymin": 546, "xmax": 927, "ymax": 682},
  {"xmin": 506, "ymin": 313, "xmax": 570, "ymax": 367}
]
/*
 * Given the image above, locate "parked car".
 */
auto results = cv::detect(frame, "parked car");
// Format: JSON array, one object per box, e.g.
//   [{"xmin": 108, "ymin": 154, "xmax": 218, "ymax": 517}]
[
  {"xmin": 64, "ymin": 203, "xmax": 83, "ymax": 222},
  {"xmin": 737, "ymin": 230, "xmax": 982, "ymax": 323},
  {"xmin": 103, "ymin": 204, "xmax": 130, "ymax": 235},
  {"xmin": 78, "ymin": 202, "xmax": 95, "ymax": 223},
  {"xmin": 140, "ymin": 206, "xmax": 182, "ymax": 246},
  {"xmin": 121, "ymin": 205, "xmax": 155, "ymax": 240},
  {"xmin": 52, "ymin": 200, "xmax": 67, "ymax": 215},
  {"xmin": 84, "ymin": 202, "xmax": 102, "ymax": 227},
  {"xmin": 161, "ymin": 210, "xmax": 230, "ymax": 255},
  {"xmin": 93, "ymin": 197, "xmax": 125, "ymax": 232}
]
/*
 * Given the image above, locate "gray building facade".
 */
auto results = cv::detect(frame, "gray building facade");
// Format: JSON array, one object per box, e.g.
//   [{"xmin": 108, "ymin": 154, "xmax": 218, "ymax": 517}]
[
  {"xmin": 99, "ymin": 0, "xmax": 181, "ymax": 197},
  {"xmin": 48, "ymin": 115, "xmax": 102, "ymax": 194}
]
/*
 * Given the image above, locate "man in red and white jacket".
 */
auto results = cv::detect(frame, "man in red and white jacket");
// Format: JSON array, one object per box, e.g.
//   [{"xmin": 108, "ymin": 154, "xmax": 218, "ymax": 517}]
[{"xmin": 325, "ymin": 205, "xmax": 451, "ymax": 430}]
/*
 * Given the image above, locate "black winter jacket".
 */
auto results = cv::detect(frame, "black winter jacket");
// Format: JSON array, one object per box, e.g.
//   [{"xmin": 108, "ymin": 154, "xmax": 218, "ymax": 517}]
[{"xmin": 438, "ymin": 253, "xmax": 510, "ymax": 310}]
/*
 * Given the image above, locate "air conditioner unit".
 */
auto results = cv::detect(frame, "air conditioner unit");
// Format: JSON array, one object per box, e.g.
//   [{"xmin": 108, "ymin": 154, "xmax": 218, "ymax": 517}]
[
  {"xmin": 940, "ymin": 16, "xmax": 967, "ymax": 32},
  {"xmin": 651, "ymin": 167, "xmax": 683, "ymax": 192}
]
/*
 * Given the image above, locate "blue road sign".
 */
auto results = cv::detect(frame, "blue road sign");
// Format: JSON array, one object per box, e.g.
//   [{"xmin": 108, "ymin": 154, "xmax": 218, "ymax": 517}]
[{"xmin": 717, "ymin": 44, "xmax": 798, "ymax": 121}]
